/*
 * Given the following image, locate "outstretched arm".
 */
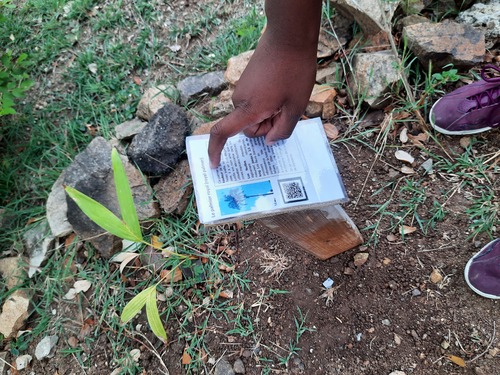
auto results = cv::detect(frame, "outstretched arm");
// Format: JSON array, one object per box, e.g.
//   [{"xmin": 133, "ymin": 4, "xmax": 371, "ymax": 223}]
[{"xmin": 208, "ymin": 0, "xmax": 323, "ymax": 168}]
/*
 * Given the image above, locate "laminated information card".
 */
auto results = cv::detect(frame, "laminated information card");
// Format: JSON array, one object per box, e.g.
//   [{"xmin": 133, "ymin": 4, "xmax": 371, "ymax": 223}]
[{"xmin": 186, "ymin": 117, "xmax": 348, "ymax": 225}]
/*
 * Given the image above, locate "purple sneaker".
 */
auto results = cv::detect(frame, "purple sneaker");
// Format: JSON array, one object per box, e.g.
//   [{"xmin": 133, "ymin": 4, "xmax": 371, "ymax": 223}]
[
  {"xmin": 464, "ymin": 238, "xmax": 500, "ymax": 299},
  {"xmin": 429, "ymin": 64, "xmax": 500, "ymax": 135}
]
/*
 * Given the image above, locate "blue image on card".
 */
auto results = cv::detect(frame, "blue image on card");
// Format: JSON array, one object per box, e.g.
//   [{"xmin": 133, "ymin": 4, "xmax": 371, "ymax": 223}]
[{"xmin": 217, "ymin": 180, "xmax": 274, "ymax": 215}]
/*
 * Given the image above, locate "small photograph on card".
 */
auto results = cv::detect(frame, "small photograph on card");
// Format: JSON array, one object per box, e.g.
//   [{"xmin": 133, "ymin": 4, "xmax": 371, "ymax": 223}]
[
  {"xmin": 278, "ymin": 177, "xmax": 308, "ymax": 203},
  {"xmin": 216, "ymin": 180, "xmax": 274, "ymax": 215}
]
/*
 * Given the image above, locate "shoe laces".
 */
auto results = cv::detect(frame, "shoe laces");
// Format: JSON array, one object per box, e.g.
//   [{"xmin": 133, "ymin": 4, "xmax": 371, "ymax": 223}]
[{"xmin": 472, "ymin": 64, "xmax": 500, "ymax": 109}]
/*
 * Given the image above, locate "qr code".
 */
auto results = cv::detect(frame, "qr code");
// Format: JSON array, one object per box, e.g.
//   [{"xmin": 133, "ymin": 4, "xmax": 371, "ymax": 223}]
[{"xmin": 278, "ymin": 178, "xmax": 308, "ymax": 203}]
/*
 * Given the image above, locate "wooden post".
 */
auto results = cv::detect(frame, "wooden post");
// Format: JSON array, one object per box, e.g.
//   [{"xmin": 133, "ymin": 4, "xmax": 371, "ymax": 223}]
[{"xmin": 258, "ymin": 205, "xmax": 363, "ymax": 260}]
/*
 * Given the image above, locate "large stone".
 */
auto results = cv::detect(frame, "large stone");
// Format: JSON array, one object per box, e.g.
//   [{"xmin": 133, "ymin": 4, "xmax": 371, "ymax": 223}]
[
  {"xmin": 351, "ymin": 50, "xmax": 401, "ymax": 109},
  {"xmin": 64, "ymin": 137, "xmax": 160, "ymax": 258},
  {"xmin": 136, "ymin": 85, "xmax": 173, "ymax": 121},
  {"xmin": 46, "ymin": 172, "xmax": 73, "ymax": 238},
  {"xmin": 127, "ymin": 103, "xmax": 190, "ymax": 176},
  {"xmin": 456, "ymin": 1, "xmax": 500, "ymax": 48},
  {"xmin": 154, "ymin": 160, "xmax": 192, "ymax": 216},
  {"xmin": 0, "ymin": 290, "xmax": 30, "ymax": 338},
  {"xmin": 177, "ymin": 71, "xmax": 226, "ymax": 105},
  {"xmin": 403, "ymin": 21, "xmax": 485, "ymax": 70},
  {"xmin": 331, "ymin": 0, "xmax": 400, "ymax": 35},
  {"xmin": 224, "ymin": 50, "xmax": 254, "ymax": 86}
]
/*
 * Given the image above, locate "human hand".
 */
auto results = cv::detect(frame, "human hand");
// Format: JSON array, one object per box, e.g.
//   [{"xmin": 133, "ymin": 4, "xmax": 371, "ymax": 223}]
[{"xmin": 208, "ymin": 31, "xmax": 318, "ymax": 168}]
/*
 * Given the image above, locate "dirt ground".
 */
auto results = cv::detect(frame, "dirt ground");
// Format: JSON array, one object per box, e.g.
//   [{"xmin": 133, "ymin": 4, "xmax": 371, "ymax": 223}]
[
  {"xmin": 28, "ymin": 127, "xmax": 500, "ymax": 375},
  {"xmin": 11, "ymin": 0, "xmax": 500, "ymax": 374}
]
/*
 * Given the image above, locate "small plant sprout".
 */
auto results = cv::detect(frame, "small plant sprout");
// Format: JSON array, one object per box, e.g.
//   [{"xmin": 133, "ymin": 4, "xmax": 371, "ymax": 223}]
[{"xmin": 65, "ymin": 148, "xmax": 186, "ymax": 343}]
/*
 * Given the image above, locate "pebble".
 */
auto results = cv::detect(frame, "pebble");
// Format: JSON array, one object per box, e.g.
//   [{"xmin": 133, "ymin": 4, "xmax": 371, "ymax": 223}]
[
  {"xmin": 15, "ymin": 354, "xmax": 32, "ymax": 370},
  {"xmin": 35, "ymin": 335, "xmax": 59, "ymax": 360},
  {"xmin": 382, "ymin": 319, "xmax": 391, "ymax": 326},
  {"xmin": 233, "ymin": 358, "xmax": 245, "ymax": 374},
  {"xmin": 412, "ymin": 289, "xmax": 422, "ymax": 296},
  {"xmin": 214, "ymin": 357, "xmax": 235, "ymax": 375}
]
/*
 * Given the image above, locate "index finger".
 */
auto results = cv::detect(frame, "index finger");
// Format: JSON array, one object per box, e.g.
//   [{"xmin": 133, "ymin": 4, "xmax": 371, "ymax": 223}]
[{"xmin": 208, "ymin": 109, "xmax": 254, "ymax": 169}]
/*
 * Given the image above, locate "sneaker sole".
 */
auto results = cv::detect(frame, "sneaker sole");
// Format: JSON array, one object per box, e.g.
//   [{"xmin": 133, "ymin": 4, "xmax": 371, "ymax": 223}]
[
  {"xmin": 464, "ymin": 239, "xmax": 500, "ymax": 300},
  {"xmin": 429, "ymin": 97, "xmax": 494, "ymax": 136}
]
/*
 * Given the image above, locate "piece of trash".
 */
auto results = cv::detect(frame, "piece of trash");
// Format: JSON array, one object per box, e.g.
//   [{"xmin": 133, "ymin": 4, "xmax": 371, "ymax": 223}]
[
  {"xmin": 323, "ymin": 278, "xmax": 334, "ymax": 289},
  {"xmin": 355, "ymin": 333, "xmax": 362, "ymax": 342}
]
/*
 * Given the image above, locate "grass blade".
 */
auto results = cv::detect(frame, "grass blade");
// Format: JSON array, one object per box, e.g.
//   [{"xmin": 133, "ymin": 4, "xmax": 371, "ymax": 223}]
[
  {"xmin": 111, "ymin": 148, "xmax": 142, "ymax": 239},
  {"xmin": 65, "ymin": 185, "xmax": 142, "ymax": 242},
  {"xmin": 121, "ymin": 285, "xmax": 155, "ymax": 323},
  {"xmin": 146, "ymin": 288, "xmax": 168, "ymax": 343}
]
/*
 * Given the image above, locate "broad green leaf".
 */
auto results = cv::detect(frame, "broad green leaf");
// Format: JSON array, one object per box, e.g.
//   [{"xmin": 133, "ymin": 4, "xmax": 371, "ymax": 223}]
[
  {"xmin": 146, "ymin": 289, "xmax": 167, "ymax": 342},
  {"xmin": 121, "ymin": 285, "xmax": 155, "ymax": 323},
  {"xmin": 65, "ymin": 186, "xmax": 142, "ymax": 242},
  {"xmin": 111, "ymin": 148, "xmax": 142, "ymax": 240}
]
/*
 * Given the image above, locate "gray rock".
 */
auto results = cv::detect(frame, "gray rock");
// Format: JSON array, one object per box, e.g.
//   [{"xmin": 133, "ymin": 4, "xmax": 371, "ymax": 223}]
[
  {"xmin": 214, "ymin": 357, "xmax": 235, "ymax": 375},
  {"xmin": 331, "ymin": 0, "xmax": 400, "ymax": 35},
  {"xmin": 23, "ymin": 220, "xmax": 54, "ymax": 278},
  {"xmin": 351, "ymin": 50, "xmax": 401, "ymax": 109},
  {"xmin": 233, "ymin": 358, "xmax": 245, "ymax": 374},
  {"xmin": 127, "ymin": 103, "xmax": 190, "ymax": 176},
  {"xmin": 46, "ymin": 172, "xmax": 73, "ymax": 238},
  {"xmin": 0, "ymin": 257, "xmax": 26, "ymax": 290},
  {"xmin": 35, "ymin": 335, "xmax": 59, "ymax": 360},
  {"xmin": 64, "ymin": 137, "xmax": 159, "ymax": 258},
  {"xmin": 403, "ymin": 21, "xmax": 485, "ymax": 70},
  {"xmin": 115, "ymin": 118, "xmax": 147, "ymax": 141},
  {"xmin": 456, "ymin": 1, "xmax": 500, "ymax": 48},
  {"xmin": 177, "ymin": 71, "xmax": 226, "ymax": 105}
]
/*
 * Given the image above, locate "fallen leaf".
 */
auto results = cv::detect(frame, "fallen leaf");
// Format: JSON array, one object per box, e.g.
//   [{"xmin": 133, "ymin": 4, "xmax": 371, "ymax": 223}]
[
  {"xmin": 323, "ymin": 123, "xmax": 339, "ymax": 140},
  {"xmin": 151, "ymin": 236, "xmax": 163, "ymax": 249},
  {"xmin": 401, "ymin": 166, "xmax": 416, "ymax": 174},
  {"xmin": 181, "ymin": 349, "xmax": 192, "ymax": 365},
  {"xmin": 400, "ymin": 225, "xmax": 417, "ymax": 235},
  {"xmin": 160, "ymin": 268, "xmax": 183, "ymax": 283},
  {"xmin": 386, "ymin": 234, "xmax": 398, "ymax": 242},
  {"xmin": 395, "ymin": 150, "xmax": 414, "ymax": 164},
  {"xmin": 353, "ymin": 252, "xmax": 369, "ymax": 267},
  {"xmin": 219, "ymin": 290, "xmax": 234, "ymax": 299},
  {"xmin": 111, "ymin": 252, "xmax": 140, "ymax": 274},
  {"xmin": 446, "ymin": 355, "xmax": 466, "ymax": 367},
  {"xmin": 408, "ymin": 132, "xmax": 429, "ymax": 147}
]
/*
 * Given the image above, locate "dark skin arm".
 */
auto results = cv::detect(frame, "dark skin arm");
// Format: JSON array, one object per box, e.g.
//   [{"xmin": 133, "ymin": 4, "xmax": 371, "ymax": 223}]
[{"xmin": 208, "ymin": 0, "xmax": 323, "ymax": 168}]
